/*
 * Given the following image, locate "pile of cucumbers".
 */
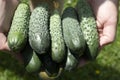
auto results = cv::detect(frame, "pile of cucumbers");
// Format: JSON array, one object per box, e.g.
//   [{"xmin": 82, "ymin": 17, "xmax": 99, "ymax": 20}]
[{"xmin": 7, "ymin": 0, "xmax": 99, "ymax": 80}]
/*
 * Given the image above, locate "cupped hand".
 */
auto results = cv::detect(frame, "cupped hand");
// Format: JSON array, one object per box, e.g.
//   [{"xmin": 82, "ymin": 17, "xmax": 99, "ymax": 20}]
[
  {"xmin": 0, "ymin": 0, "xmax": 24, "ymax": 63},
  {"xmin": 0, "ymin": 0, "xmax": 19, "ymax": 52},
  {"xmin": 79, "ymin": 0, "xmax": 119, "ymax": 67},
  {"xmin": 88, "ymin": 0, "xmax": 119, "ymax": 48}
]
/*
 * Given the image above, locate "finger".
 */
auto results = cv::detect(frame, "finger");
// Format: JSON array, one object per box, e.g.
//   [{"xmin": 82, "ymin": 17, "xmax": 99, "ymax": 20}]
[
  {"xmin": 0, "ymin": 33, "xmax": 24, "ymax": 64},
  {"xmin": 96, "ymin": 20, "xmax": 104, "ymax": 38},
  {"xmin": 0, "ymin": 32, "xmax": 10, "ymax": 51}
]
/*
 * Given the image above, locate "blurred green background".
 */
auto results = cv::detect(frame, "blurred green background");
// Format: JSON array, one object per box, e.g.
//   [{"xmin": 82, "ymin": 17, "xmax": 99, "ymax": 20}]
[{"xmin": 0, "ymin": 0, "xmax": 120, "ymax": 80}]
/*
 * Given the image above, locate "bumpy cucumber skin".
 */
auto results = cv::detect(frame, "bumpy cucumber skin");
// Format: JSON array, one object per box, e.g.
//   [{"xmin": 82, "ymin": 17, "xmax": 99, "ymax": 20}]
[
  {"xmin": 62, "ymin": 7, "xmax": 85, "ymax": 56},
  {"xmin": 50, "ymin": 10, "xmax": 66, "ymax": 63},
  {"xmin": 76, "ymin": 0, "xmax": 99, "ymax": 59},
  {"xmin": 29, "ymin": 3, "xmax": 50, "ymax": 54},
  {"xmin": 8, "ymin": 3, "xmax": 30, "ymax": 51}
]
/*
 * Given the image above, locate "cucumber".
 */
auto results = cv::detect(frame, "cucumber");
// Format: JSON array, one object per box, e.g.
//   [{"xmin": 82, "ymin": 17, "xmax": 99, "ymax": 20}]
[
  {"xmin": 50, "ymin": 9, "xmax": 66, "ymax": 63},
  {"xmin": 25, "ymin": 51, "xmax": 41, "ymax": 73},
  {"xmin": 39, "ymin": 54, "xmax": 60, "ymax": 77},
  {"xmin": 76, "ymin": 0, "xmax": 99, "ymax": 59},
  {"xmin": 62, "ymin": 7, "xmax": 85, "ymax": 56},
  {"xmin": 64, "ymin": 49, "xmax": 78, "ymax": 71},
  {"xmin": 29, "ymin": 3, "xmax": 50, "ymax": 54},
  {"xmin": 22, "ymin": 43, "xmax": 42, "ymax": 73},
  {"xmin": 7, "ymin": 3, "xmax": 30, "ymax": 51}
]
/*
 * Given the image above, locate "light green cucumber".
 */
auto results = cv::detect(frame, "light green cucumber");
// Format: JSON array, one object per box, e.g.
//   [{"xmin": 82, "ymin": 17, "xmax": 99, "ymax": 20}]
[
  {"xmin": 50, "ymin": 9, "xmax": 66, "ymax": 63},
  {"xmin": 7, "ymin": 3, "xmax": 30, "ymax": 51},
  {"xmin": 29, "ymin": 3, "xmax": 50, "ymax": 54}
]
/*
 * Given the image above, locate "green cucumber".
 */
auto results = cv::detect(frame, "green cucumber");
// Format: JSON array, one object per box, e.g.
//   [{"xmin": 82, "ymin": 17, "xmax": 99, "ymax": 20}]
[
  {"xmin": 39, "ymin": 54, "xmax": 59, "ymax": 77},
  {"xmin": 22, "ymin": 43, "xmax": 42, "ymax": 73},
  {"xmin": 64, "ymin": 49, "xmax": 78, "ymax": 71},
  {"xmin": 62, "ymin": 7, "xmax": 85, "ymax": 56},
  {"xmin": 29, "ymin": 3, "xmax": 50, "ymax": 54},
  {"xmin": 50, "ymin": 9, "xmax": 66, "ymax": 63},
  {"xmin": 7, "ymin": 3, "xmax": 30, "ymax": 51},
  {"xmin": 25, "ymin": 51, "xmax": 41, "ymax": 73},
  {"xmin": 76, "ymin": 0, "xmax": 99, "ymax": 59}
]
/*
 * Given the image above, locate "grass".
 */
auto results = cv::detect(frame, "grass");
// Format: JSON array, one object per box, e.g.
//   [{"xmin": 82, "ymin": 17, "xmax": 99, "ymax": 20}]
[{"xmin": 0, "ymin": 1, "xmax": 120, "ymax": 80}]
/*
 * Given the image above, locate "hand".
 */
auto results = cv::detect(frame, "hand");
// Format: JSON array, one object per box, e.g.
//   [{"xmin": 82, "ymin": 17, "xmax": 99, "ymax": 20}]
[
  {"xmin": 0, "ymin": 0, "xmax": 23, "ymax": 62},
  {"xmin": 88, "ymin": 0, "xmax": 119, "ymax": 48},
  {"xmin": 79, "ymin": 0, "xmax": 119, "ymax": 67},
  {"xmin": 0, "ymin": 0, "xmax": 19, "ymax": 52}
]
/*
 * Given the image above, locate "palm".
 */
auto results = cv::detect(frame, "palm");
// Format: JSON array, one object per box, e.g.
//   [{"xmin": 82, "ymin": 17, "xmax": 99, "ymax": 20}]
[{"xmin": 89, "ymin": 0, "xmax": 118, "ymax": 47}]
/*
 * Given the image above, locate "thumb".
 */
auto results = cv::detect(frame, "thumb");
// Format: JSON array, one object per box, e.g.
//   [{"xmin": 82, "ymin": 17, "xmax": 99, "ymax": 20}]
[
  {"xmin": 0, "ymin": 32, "xmax": 10, "ymax": 51},
  {"xmin": 100, "ymin": 35, "xmax": 115, "ymax": 47}
]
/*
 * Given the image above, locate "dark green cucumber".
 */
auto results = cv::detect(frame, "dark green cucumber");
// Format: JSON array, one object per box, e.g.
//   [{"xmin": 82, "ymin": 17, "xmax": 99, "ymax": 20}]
[
  {"xmin": 22, "ymin": 43, "xmax": 42, "ymax": 73},
  {"xmin": 29, "ymin": 3, "xmax": 50, "ymax": 54},
  {"xmin": 39, "ymin": 54, "xmax": 60, "ymax": 77},
  {"xmin": 7, "ymin": 3, "xmax": 30, "ymax": 51},
  {"xmin": 50, "ymin": 9, "xmax": 66, "ymax": 63},
  {"xmin": 76, "ymin": 0, "xmax": 99, "ymax": 59},
  {"xmin": 62, "ymin": 7, "xmax": 85, "ymax": 56},
  {"xmin": 64, "ymin": 49, "xmax": 78, "ymax": 71}
]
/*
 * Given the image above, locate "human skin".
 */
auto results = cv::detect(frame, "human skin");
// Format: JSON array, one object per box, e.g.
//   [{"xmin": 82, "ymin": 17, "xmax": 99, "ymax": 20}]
[
  {"xmin": 79, "ymin": 0, "xmax": 119, "ymax": 66},
  {"xmin": 88, "ymin": 0, "xmax": 119, "ymax": 48},
  {"xmin": 0, "ymin": 0, "xmax": 20, "ymax": 51}
]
